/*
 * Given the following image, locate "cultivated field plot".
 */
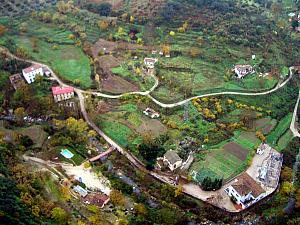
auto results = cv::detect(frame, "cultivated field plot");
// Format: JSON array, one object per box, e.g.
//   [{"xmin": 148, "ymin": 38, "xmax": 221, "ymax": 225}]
[
  {"xmin": 93, "ymin": 102, "xmax": 167, "ymax": 149},
  {"xmin": 253, "ymin": 117, "xmax": 277, "ymax": 134},
  {"xmin": 267, "ymin": 113, "xmax": 292, "ymax": 145},
  {"xmin": 223, "ymin": 142, "xmax": 249, "ymax": 161},
  {"xmin": 190, "ymin": 141, "xmax": 249, "ymax": 181}
]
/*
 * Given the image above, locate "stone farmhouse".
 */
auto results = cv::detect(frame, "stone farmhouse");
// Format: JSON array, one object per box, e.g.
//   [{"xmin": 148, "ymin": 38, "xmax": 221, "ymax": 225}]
[
  {"xmin": 22, "ymin": 64, "xmax": 43, "ymax": 84},
  {"xmin": 163, "ymin": 150, "xmax": 183, "ymax": 171},
  {"xmin": 52, "ymin": 86, "xmax": 74, "ymax": 103},
  {"xmin": 224, "ymin": 172, "xmax": 266, "ymax": 209},
  {"xmin": 234, "ymin": 65, "xmax": 254, "ymax": 79}
]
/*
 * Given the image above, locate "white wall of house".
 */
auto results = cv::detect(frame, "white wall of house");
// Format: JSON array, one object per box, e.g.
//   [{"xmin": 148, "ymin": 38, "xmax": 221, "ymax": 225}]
[
  {"xmin": 54, "ymin": 92, "xmax": 74, "ymax": 102},
  {"xmin": 163, "ymin": 156, "xmax": 183, "ymax": 171},
  {"xmin": 225, "ymin": 186, "xmax": 267, "ymax": 209},
  {"xmin": 23, "ymin": 67, "xmax": 43, "ymax": 84}
]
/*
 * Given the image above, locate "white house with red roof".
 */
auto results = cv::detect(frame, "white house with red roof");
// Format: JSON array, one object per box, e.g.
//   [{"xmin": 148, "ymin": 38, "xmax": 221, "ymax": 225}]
[
  {"xmin": 234, "ymin": 65, "xmax": 254, "ymax": 79},
  {"xmin": 22, "ymin": 64, "xmax": 43, "ymax": 84},
  {"xmin": 144, "ymin": 57, "xmax": 158, "ymax": 69},
  {"xmin": 52, "ymin": 86, "xmax": 74, "ymax": 102}
]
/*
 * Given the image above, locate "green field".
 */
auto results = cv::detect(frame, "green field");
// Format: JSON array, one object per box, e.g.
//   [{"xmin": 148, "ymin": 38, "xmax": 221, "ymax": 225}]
[
  {"xmin": 277, "ymin": 130, "xmax": 294, "ymax": 151},
  {"xmin": 96, "ymin": 117, "xmax": 133, "ymax": 147},
  {"xmin": 267, "ymin": 113, "xmax": 293, "ymax": 145},
  {"xmin": 0, "ymin": 18, "xmax": 92, "ymax": 88},
  {"xmin": 112, "ymin": 65, "xmax": 156, "ymax": 91},
  {"xmin": 190, "ymin": 148, "xmax": 244, "ymax": 181}
]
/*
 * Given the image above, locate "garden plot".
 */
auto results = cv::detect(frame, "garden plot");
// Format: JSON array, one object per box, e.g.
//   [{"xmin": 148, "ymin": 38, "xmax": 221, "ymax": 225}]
[
  {"xmin": 190, "ymin": 147, "xmax": 244, "ymax": 181},
  {"xmin": 223, "ymin": 142, "xmax": 249, "ymax": 161},
  {"xmin": 253, "ymin": 117, "xmax": 277, "ymax": 134}
]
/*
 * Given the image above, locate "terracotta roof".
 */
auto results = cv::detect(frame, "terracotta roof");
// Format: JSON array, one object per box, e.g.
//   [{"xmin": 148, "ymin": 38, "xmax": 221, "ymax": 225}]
[
  {"xmin": 164, "ymin": 150, "xmax": 182, "ymax": 165},
  {"xmin": 52, "ymin": 86, "xmax": 74, "ymax": 95},
  {"xmin": 144, "ymin": 57, "xmax": 157, "ymax": 64},
  {"xmin": 84, "ymin": 193, "xmax": 109, "ymax": 208},
  {"xmin": 235, "ymin": 65, "xmax": 252, "ymax": 71},
  {"xmin": 22, "ymin": 64, "xmax": 42, "ymax": 74},
  {"xmin": 232, "ymin": 172, "xmax": 265, "ymax": 198}
]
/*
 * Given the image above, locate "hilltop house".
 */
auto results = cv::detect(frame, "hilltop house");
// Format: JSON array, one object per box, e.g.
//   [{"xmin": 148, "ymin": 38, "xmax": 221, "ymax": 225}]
[
  {"xmin": 144, "ymin": 57, "xmax": 158, "ymax": 69},
  {"xmin": 234, "ymin": 65, "xmax": 254, "ymax": 79},
  {"xmin": 9, "ymin": 73, "xmax": 26, "ymax": 90},
  {"xmin": 224, "ymin": 172, "xmax": 266, "ymax": 209},
  {"xmin": 163, "ymin": 150, "xmax": 182, "ymax": 171},
  {"xmin": 84, "ymin": 193, "xmax": 109, "ymax": 208},
  {"xmin": 52, "ymin": 86, "xmax": 74, "ymax": 102},
  {"xmin": 143, "ymin": 108, "xmax": 160, "ymax": 119},
  {"xmin": 22, "ymin": 64, "xmax": 43, "ymax": 84}
]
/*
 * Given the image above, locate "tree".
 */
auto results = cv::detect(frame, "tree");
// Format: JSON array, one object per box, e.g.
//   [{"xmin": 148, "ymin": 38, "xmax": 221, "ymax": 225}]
[
  {"xmin": 68, "ymin": 34, "xmax": 75, "ymax": 40},
  {"xmin": 20, "ymin": 135, "xmax": 34, "ymax": 148},
  {"xmin": 110, "ymin": 190, "xmax": 125, "ymax": 207},
  {"xmin": 57, "ymin": 1, "xmax": 70, "ymax": 14},
  {"xmin": 98, "ymin": 20, "xmax": 109, "ymax": 31},
  {"xmin": 150, "ymin": 208, "xmax": 178, "ymax": 225},
  {"xmin": 189, "ymin": 47, "xmax": 201, "ymax": 58},
  {"xmin": 51, "ymin": 207, "xmax": 67, "ymax": 225},
  {"xmin": 281, "ymin": 167, "xmax": 293, "ymax": 182},
  {"xmin": 134, "ymin": 203, "xmax": 147, "ymax": 216},
  {"xmin": 162, "ymin": 45, "xmax": 170, "ymax": 55},
  {"xmin": 280, "ymin": 181, "xmax": 295, "ymax": 196},
  {"xmin": 19, "ymin": 23, "xmax": 28, "ymax": 33},
  {"xmin": 295, "ymin": 189, "xmax": 300, "ymax": 208},
  {"xmin": 14, "ymin": 107, "xmax": 25, "ymax": 125},
  {"xmin": 174, "ymin": 185, "xmax": 183, "ymax": 197},
  {"xmin": 292, "ymin": 20, "xmax": 299, "ymax": 30},
  {"xmin": 0, "ymin": 25, "xmax": 6, "ymax": 36},
  {"xmin": 88, "ymin": 130, "xmax": 97, "ymax": 138},
  {"xmin": 97, "ymin": 3, "xmax": 112, "ymax": 16}
]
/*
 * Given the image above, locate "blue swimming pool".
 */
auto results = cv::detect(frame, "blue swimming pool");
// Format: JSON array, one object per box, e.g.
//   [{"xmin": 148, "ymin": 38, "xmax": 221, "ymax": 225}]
[{"xmin": 60, "ymin": 149, "xmax": 74, "ymax": 159}]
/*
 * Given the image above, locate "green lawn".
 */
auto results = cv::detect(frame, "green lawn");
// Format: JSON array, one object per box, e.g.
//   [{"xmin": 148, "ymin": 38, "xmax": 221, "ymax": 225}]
[
  {"xmin": 14, "ymin": 37, "xmax": 92, "ymax": 88},
  {"xmin": 0, "ymin": 17, "xmax": 92, "ymax": 88}
]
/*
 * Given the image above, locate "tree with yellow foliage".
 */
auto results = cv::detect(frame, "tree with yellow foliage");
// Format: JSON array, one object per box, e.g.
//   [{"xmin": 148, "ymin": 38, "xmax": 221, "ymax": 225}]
[
  {"xmin": 189, "ymin": 47, "xmax": 201, "ymax": 58},
  {"xmin": 162, "ymin": 44, "xmax": 170, "ymax": 55},
  {"xmin": 130, "ymin": 15, "xmax": 135, "ymax": 23},
  {"xmin": 110, "ymin": 190, "xmax": 125, "ymax": 207},
  {"xmin": 175, "ymin": 185, "xmax": 183, "ymax": 197},
  {"xmin": 98, "ymin": 20, "xmax": 109, "ymax": 31}
]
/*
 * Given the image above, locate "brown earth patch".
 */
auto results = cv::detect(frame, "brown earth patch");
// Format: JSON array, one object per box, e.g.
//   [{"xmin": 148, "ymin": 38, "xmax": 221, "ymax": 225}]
[
  {"xmin": 136, "ymin": 119, "xmax": 167, "ymax": 137},
  {"xmin": 100, "ymin": 74, "xmax": 139, "ymax": 94},
  {"xmin": 98, "ymin": 55, "xmax": 121, "ymax": 69},
  {"xmin": 262, "ymin": 124, "xmax": 274, "ymax": 134},
  {"xmin": 223, "ymin": 142, "xmax": 248, "ymax": 161},
  {"xmin": 239, "ymin": 131, "xmax": 260, "ymax": 143}
]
